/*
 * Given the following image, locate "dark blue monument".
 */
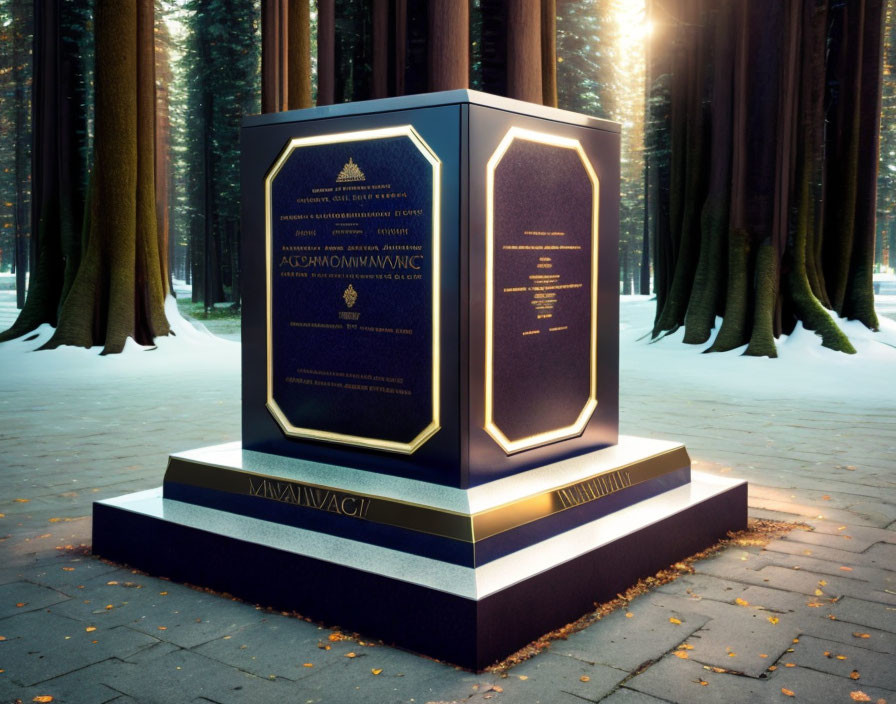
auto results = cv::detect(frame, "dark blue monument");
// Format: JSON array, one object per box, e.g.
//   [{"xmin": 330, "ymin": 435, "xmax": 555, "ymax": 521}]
[{"xmin": 93, "ymin": 91, "xmax": 747, "ymax": 670}]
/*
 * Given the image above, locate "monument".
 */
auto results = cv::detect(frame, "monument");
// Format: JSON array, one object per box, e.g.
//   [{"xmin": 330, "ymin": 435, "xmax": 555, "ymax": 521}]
[{"xmin": 93, "ymin": 90, "xmax": 747, "ymax": 670}]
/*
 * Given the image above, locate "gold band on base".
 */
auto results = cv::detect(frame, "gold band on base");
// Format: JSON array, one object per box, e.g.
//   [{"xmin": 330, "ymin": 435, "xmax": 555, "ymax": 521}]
[{"xmin": 164, "ymin": 445, "xmax": 688, "ymax": 544}]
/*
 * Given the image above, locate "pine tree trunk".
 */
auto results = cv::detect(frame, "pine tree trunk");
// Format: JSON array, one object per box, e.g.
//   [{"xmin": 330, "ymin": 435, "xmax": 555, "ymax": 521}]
[
  {"xmin": 428, "ymin": 0, "xmax": 469, "ymax": 91},
  {"xmin": 507, "ymin": 0, "xmax": 542, "ymax": 103},
  {"xmin": 45, "ymin": 0, "xmax": 167, "ymax": 353}
]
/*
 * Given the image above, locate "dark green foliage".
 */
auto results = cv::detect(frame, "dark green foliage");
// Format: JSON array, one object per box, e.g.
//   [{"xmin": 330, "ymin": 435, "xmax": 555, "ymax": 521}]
[{"xmin": 178, "ymin": 0, "xmax": 260, "ymax": 309}]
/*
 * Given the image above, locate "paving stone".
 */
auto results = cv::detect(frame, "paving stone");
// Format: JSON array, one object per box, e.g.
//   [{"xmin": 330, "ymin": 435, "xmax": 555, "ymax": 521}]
[
  {"xmin": 647, "ymin": 594, "xmax": 800, "ymax": 678},
  {"xmin": 793, "ymin": 616, "xmax": 896, "ymax": 658},
  {"xmin": 751, "ymin": 565, "xmax": 896, "ymax": 606},
  {"xmin": 783, "ymin": 529, "xmax": 880, "ymax": 553},
  {"xmin": 193, "ymin": 617, "xmax": 342, "ymax": 681},
  {"xmin": 551, "ymin": 596, "xmax": 711, "ymax": 671},
  {"xmin": 50, "ymin": 581, "xmax": 266, "ymax": 649},
  {"xmin": 762, "ymin": 537, "xmax": 896, "ymax": 579},
  {"xmin": 624, "ymin": 653, "xmax": 766, "ymax": 704},
  {"xmin": 500, "ymin": 653, "xmax": 627, "ymax": 703},
  {"xmin": 0, "ymin": 610, "xmax": 158, "ymax": 687},
  {"xmin": 828, "ymin": 596, "xmax": 896, "ymax": 632},
  {"xmin": 0, "ymin": 580, "xmax": 70, "ymax": 618},
  {"xmin": 286, "ymin": 654, "xmax": 493, "ymax": 704},
  {"xmin": 598, "ymin": 688, "xmax": 673, "ymax": 704},
  {"xmin": 0, "ymin": 658, "xmax": 122, "ymax": 704},
  {"xmin": 764, "ymin": 662, "xmax": 896, "ymax": 704},
  {"xmin": 99, "ymin": 649, "xmax": 302, "ymax": 704},
  {"xmin": 788, "ymin": 634, "xmax": 896, "ymax": 690},
  {"xmin": 865, "ymin": 541, "xmax": 896, "ymax": 567}
]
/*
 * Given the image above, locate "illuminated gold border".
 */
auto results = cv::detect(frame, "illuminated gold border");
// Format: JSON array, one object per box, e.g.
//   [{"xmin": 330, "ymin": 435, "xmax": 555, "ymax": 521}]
[
  {"xmin": 264, "ymin": 125, "xmax": 441, "ymax": 454},
  {"xmin": 484, "ymin": 127, "xmax": 600, "ymax": 454},
  {"xmin": 165, "ymin": 444, "xmax": 688, "ymax": 543}
]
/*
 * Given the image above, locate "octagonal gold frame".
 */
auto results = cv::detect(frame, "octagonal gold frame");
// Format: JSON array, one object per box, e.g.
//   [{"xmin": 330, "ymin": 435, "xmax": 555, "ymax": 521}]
[
  {"xmin": 264, "ymin": 125, "xmax": 441, "ymax": 454},
  {"xmin": 484, "ymin": 126, "xmax": 599, "ymax": 455}
]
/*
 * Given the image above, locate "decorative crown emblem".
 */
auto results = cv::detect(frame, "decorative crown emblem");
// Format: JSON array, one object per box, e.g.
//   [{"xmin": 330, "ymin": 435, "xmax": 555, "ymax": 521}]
[
  {"xmin": 343, "ymin": 284, "xmax": 358, "ymax": 308},
  {"xmin": 336, "ymin": 157, "xmax": 366, "ymax": 182}
]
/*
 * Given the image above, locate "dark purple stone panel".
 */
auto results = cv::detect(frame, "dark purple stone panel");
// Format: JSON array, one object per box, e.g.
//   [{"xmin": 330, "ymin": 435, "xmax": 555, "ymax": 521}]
[{"xmin": 491, "ymin": 139, "xmax": 595, "ymax": 446}]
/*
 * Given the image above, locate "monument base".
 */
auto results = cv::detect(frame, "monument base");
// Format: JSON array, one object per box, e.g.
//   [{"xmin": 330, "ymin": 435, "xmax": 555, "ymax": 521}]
[{"xmin": 93, "ymin": 437, "xmax": 746, "ymax": 671}]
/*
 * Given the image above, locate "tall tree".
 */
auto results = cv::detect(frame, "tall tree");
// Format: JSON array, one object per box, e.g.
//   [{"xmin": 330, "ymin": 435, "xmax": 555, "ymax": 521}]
[
  {"xmin": 648, "ymin": 0, "xmax": 884, "ymax": 356},
  {"xmin": 0, "ymin": 0, "xmax": 92, "ymax": 343},
  {"xmin": 42, "ymin": 0, "xmax": 169, "ymax": 352}
]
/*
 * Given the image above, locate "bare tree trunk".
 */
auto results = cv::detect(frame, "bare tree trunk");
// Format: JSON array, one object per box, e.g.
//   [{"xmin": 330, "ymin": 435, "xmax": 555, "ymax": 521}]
[
  {"xmin": 428, "ymin": 0, "xmax": 469, "ymax": 91},
  {"xmin": 45, "ymin": 0, "xmax": 167, "ymax": 353},
  {"xmin": 371, "ymin": 0, "xmax": 389, "ymax": 98},
  {"xmin": 540, "ymin": 0, "xmax": 556, "ymax": 107},
  {"xmin": 288, "ymin": 0, "xmax": 312, "ymax": 109},
  {"xmin": 507, "ymin": 0, "xmax": 541, "ymax": 103},
  {"xmin": 842, "ymin": 0, "xmax": 884, "ymax": 329}
]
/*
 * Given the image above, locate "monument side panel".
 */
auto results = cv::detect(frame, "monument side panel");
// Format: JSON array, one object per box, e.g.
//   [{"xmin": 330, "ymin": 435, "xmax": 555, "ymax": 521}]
[
  {"xmin": 465, "ymin": 104, "xmax": 619, "ymax": 488},
  {"xmin": 241, "ymin": 106, "xmax": 462, "ymax": 486}
]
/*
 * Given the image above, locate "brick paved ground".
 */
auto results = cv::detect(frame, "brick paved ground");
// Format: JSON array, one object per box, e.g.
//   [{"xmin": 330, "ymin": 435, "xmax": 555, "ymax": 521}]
[{"xmin": 0, "ymin": 321, "xmax": 894, "ymax": 703}]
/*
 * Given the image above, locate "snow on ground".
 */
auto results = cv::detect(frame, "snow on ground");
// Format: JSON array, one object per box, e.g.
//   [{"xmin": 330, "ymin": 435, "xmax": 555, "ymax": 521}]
[
  {"xmin": 0, "ymin": 295, "xmax": 238, "ymax": 384},
  {"xmin": 0, "ymin": 284, "xmax": 893, "ymax": 405},
  {"xmin": 621, "ymin": 294, "xmax": 896, "ymax": 403}
]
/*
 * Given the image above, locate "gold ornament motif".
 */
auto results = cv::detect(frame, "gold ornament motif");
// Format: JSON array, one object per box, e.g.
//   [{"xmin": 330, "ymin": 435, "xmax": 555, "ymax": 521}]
[
  {"xmin": 336, "ymin": 157, "xmax": 366, "ymax": 182},
  {"xmin": 343, "ymin": 284, "xmax": 358, "ymax": 308}
]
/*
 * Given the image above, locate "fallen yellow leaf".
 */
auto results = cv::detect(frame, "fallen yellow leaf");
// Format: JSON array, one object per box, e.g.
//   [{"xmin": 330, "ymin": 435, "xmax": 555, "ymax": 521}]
[
  {"xmin": 759, "ymin": 653, "xmax": 768, "ymax": 658},
  {"xmin": 32, "ymin": 697, "xmax": 54, "ymax": 703},
  {"xmin": 782, "ymin": 688, "xmax": 795, "ymax": 697},
  {"xmin": 107, "ymin": 581, "xmax": 118, "ymax": 585},
  {"xmin": 678, "ymin": 643, "xmax": 694, "ymax": 650},
  {"xmin": 62, "ymin": 567, "xmax": 75, "ymax": 572},
  {"xmin": 735, "ymin": 598, "xmax": 749, "ymax": 606},
  {"xmin": 837, "ymin": 655, "xmax": 847, "ymax": 660},
  {"xmin": 841, "ymin": 566, "xmax": 853, "ymax": 571},
  {"xmin": 625, "ymin": 612, "xmax": 633, "ymax": 618},
  {"xmin": 104, "ymin": 605, "xmax": 113, "ymax": 610},
  {"xmin": 696, "ymin": 678, "xmax": 708, "ymax": 686},
  {"xmin": 303, "ymin": 663, "xmax": 313, "ymax": 668},
  {"xmin": 768, "ymin": 616, "xmax": 779, "ymax": 625},
  {"xmin": 157, "ymin": 626, "xmax": 167, "ymax": 631},
  {"xmin": 14, "ymin": 498, "xmax": 29, "ymax": 503},
  {"xmin": 16, "ymin": 602, "xmax": 26, "ymax": 608},
  {"xmin": 518, "ymin": 675, "xmax": 528, "ymax": 680},
  {"xmin": 669, "ymin": 617, "xmax": 682, "ymax": 625},
  {"xmin": 853, "ymin": 633, "xmax": 870, "ymax": 639},
  {"xmin": 328, "ymin": 633, "xmax": 343, "ymax": 642},
  {"xmin": 673, "ymin": 651, "xmax": 689, "ymax": 659},
  {"xmin": 371, "ymin": 668, "xmax": 383, "ymax": 675},
  {"xmin": 819, "ymin": 580, "xmax": 827, "ymax": 586},
  {"xmin": 160, "ymin": 591, "xmax": 168, "ymax": 596},
  {"xmin": 0, "ymin": 636, "xmax": 6, "ymax": 641},
  {"xmin": 345, "ymin": 652, "xmax": 357, "ymax": 658},
  {"xmin": 85, "ymin": 627, "xmax": 96, "ymax": 632},
  {"xmin": 768, "ymin": 665, "xmax": 777, "ymax": 671},
  {"xmin": 785, "ymin": 663, "xmax": 796, "ymax": 668},
  {"xmin": 850, "ymin": 692, "xmax": 871, "ymax": 702},
  {"xmin": 580, "ymin": 675, "xmax": 590, "ymax": 682},
  {"xmin": 850, "ymin": 671, "xmax": 861, "ymax": 680}
]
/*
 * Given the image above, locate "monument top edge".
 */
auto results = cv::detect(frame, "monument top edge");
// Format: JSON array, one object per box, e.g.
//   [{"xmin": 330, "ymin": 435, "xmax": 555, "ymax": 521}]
[{"xmin": 241, "ymin": 89, "xmax": 621, "ymax": 134}]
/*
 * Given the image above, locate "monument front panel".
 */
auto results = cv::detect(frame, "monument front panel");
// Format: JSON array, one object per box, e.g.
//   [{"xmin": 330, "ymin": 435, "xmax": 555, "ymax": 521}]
[{"xmin": 266, "ymin": 127, "xmax": 440, "ymax": 454}]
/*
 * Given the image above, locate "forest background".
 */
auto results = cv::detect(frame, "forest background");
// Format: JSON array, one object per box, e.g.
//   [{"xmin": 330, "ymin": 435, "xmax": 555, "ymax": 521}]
[{"xmin": 0, "ymin": 0, "xmax": 893, "ymax": 355}]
